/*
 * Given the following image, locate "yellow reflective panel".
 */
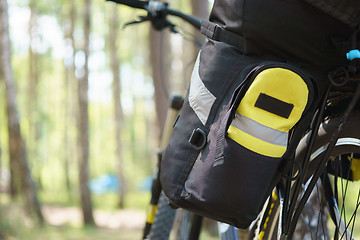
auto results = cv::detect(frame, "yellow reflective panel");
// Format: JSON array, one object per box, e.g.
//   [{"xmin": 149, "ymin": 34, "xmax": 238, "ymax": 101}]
[{"xmin": 228, "ymin": 125, "xmax": 286, "ymax": 157}]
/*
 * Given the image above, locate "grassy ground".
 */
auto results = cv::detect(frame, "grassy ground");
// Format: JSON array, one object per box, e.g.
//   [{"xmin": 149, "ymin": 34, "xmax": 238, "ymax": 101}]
[
  {"xmin": 0, "ymin": 192, "xmax": 148, "ymax": 240},
  {"xmin": 3, "ymin": 206, "xmax": 145, "ymax": 240},
  {"xmin": 7, "ymin": 225, "xmax": 142, "ymax": 240}
]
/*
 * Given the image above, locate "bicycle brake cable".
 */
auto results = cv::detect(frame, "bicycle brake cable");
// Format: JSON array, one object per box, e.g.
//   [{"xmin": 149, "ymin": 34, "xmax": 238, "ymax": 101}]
[{"xmin": 123, "ymin": 16, "xmax": 150, "ymax": 28}]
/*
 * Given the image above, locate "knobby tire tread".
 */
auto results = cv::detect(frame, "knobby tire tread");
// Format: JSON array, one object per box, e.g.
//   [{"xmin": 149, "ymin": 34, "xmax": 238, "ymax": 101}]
[{"xmin": 148, "ymin": 192, "xmax": 177, "ymax": 240}]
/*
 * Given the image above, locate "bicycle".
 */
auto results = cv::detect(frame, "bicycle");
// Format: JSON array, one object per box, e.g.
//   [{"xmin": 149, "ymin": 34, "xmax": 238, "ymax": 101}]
[{"xmin": 106, "ymin": 1, "xmax": 360, "ymax": 239}]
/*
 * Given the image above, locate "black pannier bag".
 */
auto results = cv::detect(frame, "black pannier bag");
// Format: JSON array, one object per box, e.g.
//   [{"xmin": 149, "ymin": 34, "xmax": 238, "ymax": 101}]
[
  {"xmin": 160, "ymin": 40, "xmax": 317, "ymax": 228},
  {"xmin": 303, "ymin": 0, "xmax": 360, "ymax": 28}
]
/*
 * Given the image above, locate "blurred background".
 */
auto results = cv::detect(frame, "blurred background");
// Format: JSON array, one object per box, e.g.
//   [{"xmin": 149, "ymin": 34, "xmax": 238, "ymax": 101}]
[{"xmin": 0, "ymin": 0, "xmax": 209, "ymax": 239}]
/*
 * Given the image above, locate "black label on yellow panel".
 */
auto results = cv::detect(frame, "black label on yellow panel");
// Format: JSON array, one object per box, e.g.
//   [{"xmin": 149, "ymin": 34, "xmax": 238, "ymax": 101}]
[{"xmin": 255, "ymin": 93, "xmax": 294, "ymax": 119}]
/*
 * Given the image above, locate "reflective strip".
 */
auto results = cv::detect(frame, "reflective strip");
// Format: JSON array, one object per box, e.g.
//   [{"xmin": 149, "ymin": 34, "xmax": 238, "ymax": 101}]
[
  {"xmin": 231, "ymin": 113, "xmax": 288, "ymax": 147},
  {"xmin": 189, "ymin": 53, "xmax": 216, "ymax": 125},
  {"xmin": 333, "ymin": 202, "xmax": 354, "ymax": 240},
  {"xmin": 228, "ymin": 125, "xmax": 287, "ymax": 158}
]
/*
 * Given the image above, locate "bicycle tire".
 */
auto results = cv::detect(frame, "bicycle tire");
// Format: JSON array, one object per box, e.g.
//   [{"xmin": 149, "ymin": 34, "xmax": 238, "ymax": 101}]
[
  {"xmin": 147, "ymin": 192, "xmax": 177, "ymax": 240},
  {"xmin": 254, "ymin": 111, "xmax": 360, "ymax": 240},
  {"xmin": 148, "ymin": 194, "xmax": 204, "ymax": 240},
  {"xmin": 172, "ymin": 209, "xmax": 198, "ymax": 240}
]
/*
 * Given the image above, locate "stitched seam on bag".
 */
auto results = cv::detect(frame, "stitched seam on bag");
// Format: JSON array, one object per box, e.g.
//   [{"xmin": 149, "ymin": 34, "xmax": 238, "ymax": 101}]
[
  {"xmin": 204, "ymin": 59, "xmax": 253, "ymax": 127},
  {"xmin": 214, "ymin": 128, "xmax": 225, "ymax": 166},
  {"xmin": 208, "ymin": 66, "xmax": 253, "ymax": 166},
  {"xmin": 212, "ymin": 65, "xmax": 262, "ymax": 166},
  {"xmin": 176, "ymin": 149, "xmax": 199, "ymax": 197},
  {"xmin": 175, "ymin": 126, "xmax": 209, "ymax": 199}
]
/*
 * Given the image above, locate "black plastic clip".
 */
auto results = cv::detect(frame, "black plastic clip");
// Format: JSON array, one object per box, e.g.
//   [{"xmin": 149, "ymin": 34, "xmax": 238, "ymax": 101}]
[{"xmin": 188, "ymin": 128, "xmax": 207, "ymax": 150}]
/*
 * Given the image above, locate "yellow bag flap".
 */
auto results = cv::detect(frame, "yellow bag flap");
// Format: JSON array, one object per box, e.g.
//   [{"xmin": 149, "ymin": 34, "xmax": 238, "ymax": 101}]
[{"xmin": 237, "ymin": 67, "xmax": 309, "ymax": 132}]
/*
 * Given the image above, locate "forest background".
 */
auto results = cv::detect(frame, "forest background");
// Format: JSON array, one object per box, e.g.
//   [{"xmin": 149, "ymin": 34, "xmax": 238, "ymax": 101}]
[{"xmin": 0, "ymin": 0, "xmax": 209, "ymax": 239}]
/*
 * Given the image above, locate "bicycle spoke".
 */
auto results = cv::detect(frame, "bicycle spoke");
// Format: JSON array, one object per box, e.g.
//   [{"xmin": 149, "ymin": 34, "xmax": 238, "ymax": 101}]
[
  {"xmin": 307, "ymin": 155, "xmax": 360, "ymax": 240},
  {"xmin": 315, "ymin": 183, "xmax": 327, "ymax": 240},
  {"xmin": 334, "ymin": 158, "xmax": 340, "ymax": 240},
  {"xmin": 339, "ymin": 157, "xmax": 347, "ymax": 229},
  {"xmin": 303, "ymin": 209, "xmax": 315, "ymax": 240},
  {"xmin": 339, "ymin": 188, "xmax": 360, "ymax": 240},
  {"xmin": 302, "ymin": 193, "xmax": 315, "ymax": 240},
  {"xmin": 349, "ymin": 189, "xmax": 360, "ymax": 239}
]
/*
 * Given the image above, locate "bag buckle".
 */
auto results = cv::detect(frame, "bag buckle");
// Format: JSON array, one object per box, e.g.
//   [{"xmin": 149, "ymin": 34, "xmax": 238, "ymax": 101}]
[{"xmin": 188, "ymin": 128, "xmax": 207, "ymax": 150}]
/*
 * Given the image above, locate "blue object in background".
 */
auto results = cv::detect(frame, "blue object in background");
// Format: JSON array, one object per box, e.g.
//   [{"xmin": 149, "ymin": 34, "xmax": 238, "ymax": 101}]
[
  {"xmin": 138, "ymin": 176, "xmax": 153, "ymax": 191},
  {"xmin": 346, "ymin": 49, "xmax": 360, "ymax": 60},
  {"xmin": 89, "ymin": 174, "xmax": 120, "ymax": 195}
]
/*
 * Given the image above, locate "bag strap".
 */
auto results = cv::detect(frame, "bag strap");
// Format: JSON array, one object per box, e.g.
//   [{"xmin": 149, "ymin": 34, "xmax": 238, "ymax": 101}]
[
  {"xmin": 213, "ymin": 109, "xmax": 232, "ymax": 167},
  {"xmin": 201, "ymin": 20, "xmax": 246, "ymax": 52}
]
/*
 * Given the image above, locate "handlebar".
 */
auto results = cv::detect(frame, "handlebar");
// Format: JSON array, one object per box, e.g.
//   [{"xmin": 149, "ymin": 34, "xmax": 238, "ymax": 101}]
[
  {"xmin": 166, "ymin": 8, "xmax": 202, "ymax": 30},
  {"xmin": 106, "ymin": 0, "xmax": 148, "ymax": 10},
  {"xmin": 106, "ymin": 0, "xmax": 202, "ymax": 31}
]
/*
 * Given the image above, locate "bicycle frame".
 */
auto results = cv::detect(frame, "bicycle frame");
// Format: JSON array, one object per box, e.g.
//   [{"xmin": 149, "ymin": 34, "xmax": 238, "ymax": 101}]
[{"xmin": 142, "ymin": 95, "xmax": 184, "ymax": 238}]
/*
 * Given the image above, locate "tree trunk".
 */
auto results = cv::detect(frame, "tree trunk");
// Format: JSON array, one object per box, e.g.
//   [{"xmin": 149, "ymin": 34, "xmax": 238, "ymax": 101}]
[
  {"xmin": 62, "ymin": 0, "xmax": 78, "ymax": 201},
  {"xmin": 191, "ymin": 0, "xmax": 208, "ymax": 56},
  {"xmin": 0, "ymin": 95, "xmax": 3, "ymax": 240},
  {"xmin": 78, "ymin": 0, "xmax": 95, "ymax": 226},
  {"xmin": 149, "ymin": 27, "xmax": 171, "ymax": 138},
  {"xmin": 108, "ymin": 6, "xmax": 126, "ymax": 209},
  {"xmin": 0, "ymin": 0, "xmax": 43, "ymax": 225},
  {"xmin": 63, "ymin": 67, "xmax": 72, "ymax": 198},
  {"xmin": 181, "ymin": 0, "xmax": 208, "ymax": 92},
  {"xmin": 27, "ymin": 0, "xmax": 42, "ymax": 190}
]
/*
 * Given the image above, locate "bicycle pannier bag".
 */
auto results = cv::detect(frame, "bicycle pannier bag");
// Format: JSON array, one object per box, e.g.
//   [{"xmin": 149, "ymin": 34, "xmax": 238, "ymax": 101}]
[
  {"xmin": 160, "ymin": 41, "xmax": 316, "ymax": 228},
  {"xmin": 303, "ymin": 0, "xmax": 360, "ymax": 28}
]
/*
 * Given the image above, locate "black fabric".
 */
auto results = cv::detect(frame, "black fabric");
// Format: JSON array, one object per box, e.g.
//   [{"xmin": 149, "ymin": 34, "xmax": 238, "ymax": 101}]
[
  {"xmin": 181, "ymin": 139, "xmax": 282, "ymax": 228},
  {"xmin": 201, "ymin": 20, "xmax": 246, "ymax": 53},
  {"xmin": 303, "ymin": 0, "xmax": 360, "ymax": 27},
  {"xmin": 207, "ymin": 0, "xmax": 354, "ymax": 91},
  {"xmin": 255, "ymin": 93, "xmax": 294, "ymax": 119}
]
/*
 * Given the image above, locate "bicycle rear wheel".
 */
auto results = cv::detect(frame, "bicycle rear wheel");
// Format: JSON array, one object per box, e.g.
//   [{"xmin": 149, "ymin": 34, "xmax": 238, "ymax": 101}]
[
  {"xmin": 147, "ymin": 192, "xmax": 177, "ymax": 240},
  {"xmin": 148, "ymin": 193, "xmax": 206, "ymax": 240},
  {"xmin": 255, "ymin": 112, "xmax": 360, "ymax": 240}
]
